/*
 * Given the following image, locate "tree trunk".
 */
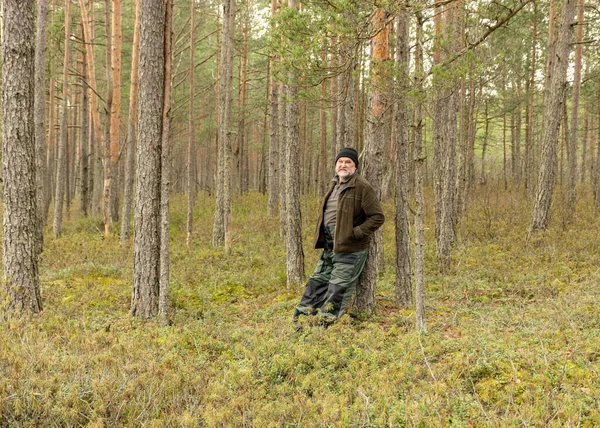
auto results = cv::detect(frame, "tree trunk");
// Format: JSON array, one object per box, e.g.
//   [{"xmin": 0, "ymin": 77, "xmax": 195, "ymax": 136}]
[
  {"xmin": 524, "ymin": 1, "xmax": 537, "ymax": 193},
  {"xmin": 80, "ymin": 39, "xmax": 90, "ymax": 217},
  {"xmin": 432, "ymin": 0, "xmax": 458, "ymax": 273},
  {"xmin": 414, "ymin": 12, "xmax": 426, "ymax": 330},
  {"xmin": 187, "ymin": 0, "xmax": 196, "ymax": 246},
  {"xmin": 212, "ymin": 0, "xmax": 235, "ymax": 254},
  {"xmin": 267, "ymin": 0, "xmax": 279, "ymax": 216},
  {"xmin": 103, "ymin": 0, "xmax": 114, "ymax": 235},
  {"xmin": 2, "ymin": 0, "xmax": 42, "ymax": 317},
  {"xmin": 159, "ymin": 0, "xmax": 173, "ymax": 325},
  {"xmin": 514, "ymin": 79, "xmax": 522, "ymax": 184},
  {"xmin": 355, "ymin": 7, "xmax": 388, "ymax": 316},
  {"xmin": 267, "ymin": 57, "xmax": 279, "ymax": 217},
  {"xmin": 120, "ymin": 0, "xmax": 140, "ymax": 242},
  {"xmin": 53, "ymin": 0, "xmax": 72, "ymax": 238},
  {"xmin": 131, "ymin": 0, "xmax": 165, "ymax": 319},
  {"xmin": 279, "ymin": 83, "xmax": 288, "ymax": 240},
  {"xmin": 565, "ymin": 0, "xmax": 584, "ymax": 223},
  {"xmin": 283, "ymin": 0, "xmax": 305, "ymax": 286},
  {"xmin": 79, "ymin": 0, "xmax": 103, "ymax": 215},
  {"xmin": 238, "ymin": 12, "xmax": 249, "ymax": 194},
  {"xmin": 394, "ymin": 8, "xmax": 412, "ymax": 306},
  {"xmin": 481, "ymin": 102, "xmax": 489, "ymax": 185},
  {"xmin": 108, "ymin": 0, "xmax": 122, "ymax": 228},
  {"xmin": 34, "ymin": 0, "xmax": 49, "ymax": 254},
  {"xmin": 529, "ymin": 0, "xmax": 577, "ymax": 233}
]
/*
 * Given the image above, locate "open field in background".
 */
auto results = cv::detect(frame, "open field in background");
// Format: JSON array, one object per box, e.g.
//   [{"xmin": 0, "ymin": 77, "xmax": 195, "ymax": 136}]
[{"xmin": 2, "ymin": 185, "xmax": 600, "ymax": 426}]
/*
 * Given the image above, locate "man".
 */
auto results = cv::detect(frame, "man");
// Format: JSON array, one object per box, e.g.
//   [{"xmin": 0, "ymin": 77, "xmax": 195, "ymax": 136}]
[{"xmin": 293, "ymin": 147, "xmax": 385, "ymax": 328}]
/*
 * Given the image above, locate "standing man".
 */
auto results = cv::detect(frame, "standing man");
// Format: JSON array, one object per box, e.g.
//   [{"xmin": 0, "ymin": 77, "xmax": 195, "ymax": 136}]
[{"xmin": 293, "ymin": 147, "xmax": 385, "ymax": 328}]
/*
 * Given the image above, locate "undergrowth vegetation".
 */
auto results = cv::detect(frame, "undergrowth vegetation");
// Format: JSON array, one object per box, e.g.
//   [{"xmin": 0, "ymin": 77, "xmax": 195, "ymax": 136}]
[{"xmin": 2, "ymin": 185, "xmax": 600, "ymax": 426}]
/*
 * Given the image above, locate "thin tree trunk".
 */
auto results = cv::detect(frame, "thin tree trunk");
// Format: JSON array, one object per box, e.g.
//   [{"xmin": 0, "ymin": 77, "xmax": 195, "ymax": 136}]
[
  {"xmin": 238, "ymin": 10, "xmax": 249, "ymax": 193},
  {"xmin": 283, "ymin": 0, "xmax": 304, "ymax": 287},
  {"xmin": 120, "ymin": 0, "xmax": 140, "ymax": 242},
  {"xmin": 131, "ymin": 0, "xmax": 165, "ymax": 319},
  {"xmin": 212, "ymin": 0, "xmax": 235, "ymax": 254},
  {"xmin": 2, "ymin": 0, "xmax": 42, "ymax": 317},
  {"xmin": 581, "ymin": 103, "xmax": 588, "ymax": 183},
  {"xmin": 414, "ymin": 12, "xmax": 426, "ymax": 330},
  {"xmin": 481, "ymin": 102, "xmax": 489, "ymax": 185},
  {"xmin": 53, "ymin": 0, "xmax": 72, "ymax": 238},
  {"xmin": 34, "ymin": 0, "xmax": 49, "ymax": 254},
  {"xmin": 524, "ymin": 1, "xmax": 537, "ymax": 193},
  {"xmin": 565, "ymin": 0, "xmax": 584, "ymax": 223},
  {"xmin": 529, "ymin": 0, "xmax": 577, "ymax": 233},
  {"xmin": 394, "ymin": 8, "xmax": 412, "ymax": 306},
  {"xmin": 102, "ymin": 0, "xmax": 114, "ymax": 235},
  {"xmin": 159, "ymin": 0, "xmax": 173, "ymax": 325},
  {"xmin": 267, "ymin": 57, "xmax": 279, "ymax": 216},
  {"xmin": 187, "ymin": 0, "xmax": 196, "ymax": 246},
  {"xmin": 80, "ymin": 40, "xmax": 90, "ymax": 217},
  {"xmin": 279, "ymin": 83, "xmax": 288, "ymax": 240},
  {"xmin": 432, "ymin": 0, "xmax": 458, "ymax": 273}
]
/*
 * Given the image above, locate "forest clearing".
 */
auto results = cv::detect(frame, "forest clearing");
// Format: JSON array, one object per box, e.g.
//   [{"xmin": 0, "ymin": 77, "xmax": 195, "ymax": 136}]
[
  {"xmin": 2, "ymin": 0, "xmax": 600, "ymax": 425},
  {"xmin": 2, "ymin": 188, "xmax": 600, "ymax": 425}
]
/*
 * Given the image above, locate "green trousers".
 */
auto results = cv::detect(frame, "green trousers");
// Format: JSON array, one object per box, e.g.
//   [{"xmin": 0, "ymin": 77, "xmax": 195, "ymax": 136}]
[{"xmin": 293, "ymin": 225, "xmax": 368, "ymax": 322}]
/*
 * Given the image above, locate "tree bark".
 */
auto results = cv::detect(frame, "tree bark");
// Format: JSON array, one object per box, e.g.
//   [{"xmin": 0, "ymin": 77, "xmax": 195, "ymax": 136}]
[
  {"xmin": 187, "ymin": 0, "xmax": 196, "ymax": 246},
  {"xmin": 529, "ymin": 0, "xmax": 577, "ymax": 233},
  {"xmin": 414, "ymin": 12, "xmax": 426, "ymax": 331},
  {"xmin": 2, "ymin": 0, "xmax": 42, "ymax": 317},
  {"xmin": 131, "ymin": 0, "xmax": 165, "ymax": 319},
  {"xmin": 565, "ymin": 0, "xmax": 584, "ymax": 223},
  {"xmin": 279, "ymin": 83, "xmax": 288, "ymax": 240},
  {"xmin": 53, "ymin": 0, "xmax": 72, "ymax": 238},
  {"xmin": 120, "ymin": 0, "xmax": 140, "ymax": 242},
  {"xmin": 355, "ymin": 7, "xmax": 388, "ymax": 316},
  {"xmin": 212, "ymin": 0, "xmax": 235, "ymax": 254},
  {"xmin": 432, "ymin": 0, "xmax": 458, "ymax": 273},
  {"xmin": 283, "ymin": 0, "xmax": 305, "ymax": 287},
  {"xmin": 34, "ymin": 0, "xmax": 49, "ymax": 254},
  {"xmin": 159, "ymin": 0, "xmax": 173, "ymax": 325},
  {"xmin": 524, "ymin": 1, "xmax": 537, "ymax": 193},
  {"xmin": 80, "ymin": 38, "xmax": 90, "ymax": 217},
  {"xmin": 394, "ymin": 8, "xmax": 412, "ymax": 306}
]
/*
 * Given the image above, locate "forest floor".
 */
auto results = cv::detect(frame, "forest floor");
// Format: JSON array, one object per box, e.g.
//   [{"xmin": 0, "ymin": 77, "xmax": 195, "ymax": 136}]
[{"xmin": 2, "ymin": 185, "xmax": 600, "ymax": 426}]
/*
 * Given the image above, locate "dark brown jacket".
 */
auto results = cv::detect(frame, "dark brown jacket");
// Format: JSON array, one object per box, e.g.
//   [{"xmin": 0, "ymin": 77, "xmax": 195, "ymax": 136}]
[{"xmin": 313, "ymin": 173, "xmax": 385, "ymax": 253}]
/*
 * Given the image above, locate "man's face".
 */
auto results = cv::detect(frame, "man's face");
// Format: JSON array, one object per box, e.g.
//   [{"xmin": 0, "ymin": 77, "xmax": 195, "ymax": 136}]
[{"xmin": 336, "ymin": 157, "xmax": 356, "ymax": 180}]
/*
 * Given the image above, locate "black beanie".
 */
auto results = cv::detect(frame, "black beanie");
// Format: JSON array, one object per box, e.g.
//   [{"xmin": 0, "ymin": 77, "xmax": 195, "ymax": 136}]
[{"xmin": 335, "ymin": 147, "xmax": 359, "ymax": 167}]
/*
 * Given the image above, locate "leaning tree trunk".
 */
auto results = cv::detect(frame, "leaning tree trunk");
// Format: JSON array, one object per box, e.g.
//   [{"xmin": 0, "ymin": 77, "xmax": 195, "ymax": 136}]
[
  {"xmin": 131, "ymin": 0, "xmax": 165, "ymax": 319},
  {"xmin": 2, "ymin": 0, "xmax": 42, "ymax": 317},
  {"xmin": 355, "ymin": 7, "xmax": 388, "ymax": 317},
  {"xmin": 394, "ymin": 7, "xmax": 412, "ymax": 306},
  {"xmin": 53, "ymin": 0, "xmax": 72, "ymax": 238},
  {"xmin": 120, "ymin": 0, "xmax": 140, "ymax": 242},
  {"xmin": 529, "ymin": 0, "xmax": 577, "ymax": 233},
  {"xmin": 34, "ymin": 0, "xmax": 49, "ymax": 254}
]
